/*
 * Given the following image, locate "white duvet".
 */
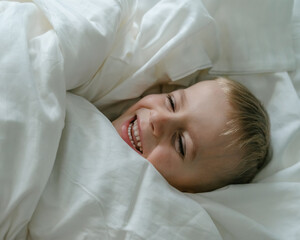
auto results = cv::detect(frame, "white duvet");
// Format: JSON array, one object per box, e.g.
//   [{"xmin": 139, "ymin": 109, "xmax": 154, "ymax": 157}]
[{"xmin": 0, "ymin": 0, "xmax": 299, "ymax": 239}]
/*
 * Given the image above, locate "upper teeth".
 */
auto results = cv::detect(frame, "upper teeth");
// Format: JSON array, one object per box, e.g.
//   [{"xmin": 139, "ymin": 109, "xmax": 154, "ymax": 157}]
[{"xmin": 128, "ymin": 119, "xmax": 143, "ymax": 153}]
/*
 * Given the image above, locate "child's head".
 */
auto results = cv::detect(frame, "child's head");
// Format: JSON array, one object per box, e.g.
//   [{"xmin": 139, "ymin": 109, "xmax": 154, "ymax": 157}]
[
  {"xmin": 112, "ymin": 77, "xmax": 271, "ymax": 193},
  {"xmin": 216, "ymin": 77, "xmax": 271, "ymax": 187}
]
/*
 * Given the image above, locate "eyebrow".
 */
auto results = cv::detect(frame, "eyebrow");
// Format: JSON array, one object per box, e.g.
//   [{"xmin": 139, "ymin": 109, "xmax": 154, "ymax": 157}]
[{"xmin": 177, "ymin": 89, "xmax": 197, "ymax": 161}]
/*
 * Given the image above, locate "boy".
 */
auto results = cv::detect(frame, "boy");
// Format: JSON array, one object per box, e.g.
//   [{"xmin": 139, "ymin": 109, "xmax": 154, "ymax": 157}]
[{"xmin": 112, "ymin": 77, "xmax": 271, "ymax": 193}]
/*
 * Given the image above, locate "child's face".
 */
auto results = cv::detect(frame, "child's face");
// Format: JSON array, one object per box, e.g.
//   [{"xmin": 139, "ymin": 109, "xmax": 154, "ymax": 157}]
[{"xmin": 113, "ymin": 80, "xmax": 240, "ymax": 192}]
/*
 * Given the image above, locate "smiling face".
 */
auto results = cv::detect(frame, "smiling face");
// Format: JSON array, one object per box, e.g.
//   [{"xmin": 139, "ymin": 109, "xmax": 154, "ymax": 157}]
[{"xmin": 112, "ymin": 80, "xmax": 241, "ymax": 192}]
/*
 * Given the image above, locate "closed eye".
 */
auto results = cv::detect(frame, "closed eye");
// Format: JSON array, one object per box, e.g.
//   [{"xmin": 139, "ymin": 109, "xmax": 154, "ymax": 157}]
[
  {"xmin": 167, "ymin": 94, "xmax": 175, "ymax": 112},
  {"xmin": 178, "ymin": 134, "xmax": 185, "ymax": 157},
  {"xmin": 175, "ymin": 132, "xmax": 185, "ymax": 158}
]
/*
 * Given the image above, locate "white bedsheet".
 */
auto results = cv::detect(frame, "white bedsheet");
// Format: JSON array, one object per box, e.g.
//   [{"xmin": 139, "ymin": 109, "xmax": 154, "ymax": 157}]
[{"xmin": 0, "ymin": 0, "xmax": 299, "ymax": 239}]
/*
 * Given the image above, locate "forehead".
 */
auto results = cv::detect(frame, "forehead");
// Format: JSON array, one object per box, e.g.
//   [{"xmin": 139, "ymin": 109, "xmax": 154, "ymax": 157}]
[
  {"xmin": 181, "ymin": 80, "xmax": 233, "ymax": 159},
  {"xmin": 184, "ymin": 80, "xmax": 229, "ymax": 112}
]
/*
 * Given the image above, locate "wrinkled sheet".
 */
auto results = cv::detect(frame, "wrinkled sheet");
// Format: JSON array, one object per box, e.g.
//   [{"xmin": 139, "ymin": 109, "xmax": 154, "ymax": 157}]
[
  {"xmin": 0, "ymin": 0, "xmax": 299, "ymax": 239},
  {"xmin": 0, "ymin": 1, "xmax": 65, "ymax": 239}
]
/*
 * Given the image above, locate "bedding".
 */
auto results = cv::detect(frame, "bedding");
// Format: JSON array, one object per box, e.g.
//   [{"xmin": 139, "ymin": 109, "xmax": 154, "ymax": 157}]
[
  {"xmin": 0, "ymin": 0, "xmax": 299, "ymax": 239},
  {"xmin": 29, "ymin": 93, "xmax": 221, "ymax": 240}
]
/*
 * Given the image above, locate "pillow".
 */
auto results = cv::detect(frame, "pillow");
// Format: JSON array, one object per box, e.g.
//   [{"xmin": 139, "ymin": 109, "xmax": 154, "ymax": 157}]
[{"xmin": 202, "ymin": 0, "xmax": 296, "ymax": 74}]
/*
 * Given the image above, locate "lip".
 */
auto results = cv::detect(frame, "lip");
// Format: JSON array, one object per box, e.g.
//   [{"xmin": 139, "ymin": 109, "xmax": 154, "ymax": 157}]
[
  {"xmin": 136, "ymin": 116, "xmax": 144, "ymax": 153},
  {"xmin": 121, "ymin": 115, "xmax": 143, "ymax": 155}
]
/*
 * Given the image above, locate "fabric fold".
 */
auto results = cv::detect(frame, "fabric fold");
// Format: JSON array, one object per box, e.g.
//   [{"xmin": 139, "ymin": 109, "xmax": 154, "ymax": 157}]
[{"xmin": 0, "ymin": 2, "xmax": 65, "ymax": 238}]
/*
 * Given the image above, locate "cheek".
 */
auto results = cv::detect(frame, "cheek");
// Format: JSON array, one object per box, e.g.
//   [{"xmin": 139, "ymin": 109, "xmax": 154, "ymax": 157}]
[
  {"xmin": 112, "ymin": 96, "xmax": 155, "ymax": 125},
  {"xmin": 146, "ymin": 146, "xmax": 178, "ymax": 178}
]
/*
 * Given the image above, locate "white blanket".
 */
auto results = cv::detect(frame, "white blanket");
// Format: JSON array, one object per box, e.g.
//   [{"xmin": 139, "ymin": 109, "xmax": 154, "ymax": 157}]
[
  {"xmin": 0, "ymin": 0, "xmax": 299, "ymax": 239},
  {"xmin": 29, "ymin": 93, "xmax": 221, "ymax": 239}
]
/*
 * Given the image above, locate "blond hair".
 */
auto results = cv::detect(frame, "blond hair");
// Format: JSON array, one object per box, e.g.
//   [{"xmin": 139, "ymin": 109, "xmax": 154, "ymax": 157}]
[{"xmin": 216, "ymin": 77, "xmax": 271, "ymax": 185}]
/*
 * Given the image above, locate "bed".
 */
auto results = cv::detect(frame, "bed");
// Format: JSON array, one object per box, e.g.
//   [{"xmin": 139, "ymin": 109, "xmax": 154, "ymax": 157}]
[{"xmin": 0, "ymin": 0, "xmax": 299, "ymax": 239}]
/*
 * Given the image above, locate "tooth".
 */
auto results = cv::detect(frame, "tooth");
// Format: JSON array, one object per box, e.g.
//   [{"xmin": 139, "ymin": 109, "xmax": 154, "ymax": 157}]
[
  {"xmin": 128, "ymin": 123, "xmax": 133, "ymax": 140},
  {"xmin": 127, "ymin": 119, "xmax": 143, "ymax": 153}
]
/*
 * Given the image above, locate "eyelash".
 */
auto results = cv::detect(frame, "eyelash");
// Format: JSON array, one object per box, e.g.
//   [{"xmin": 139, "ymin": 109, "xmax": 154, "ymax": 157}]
[
  {"xmin": 167, "ymin": 94, "xmax": 175, "ymax": 111},
  {"xmin": 167, "ymin": 94, "xmax": 185, "ymax": 157},
  {"xmin": 177, "ymin": 133, "xmax": 185, "ymax": 157}
]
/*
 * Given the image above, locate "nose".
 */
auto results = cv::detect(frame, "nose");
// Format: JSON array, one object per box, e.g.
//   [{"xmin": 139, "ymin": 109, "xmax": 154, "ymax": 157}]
[{"xmin": 150, "ymin": 110, "xmax": 178, "ymax": 138}]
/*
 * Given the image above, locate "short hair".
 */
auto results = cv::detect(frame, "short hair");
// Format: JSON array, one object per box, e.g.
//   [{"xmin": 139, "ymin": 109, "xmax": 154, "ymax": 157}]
[{"xmin": 216, "ymin": 77, "xmax": 272, "ymax": 186}]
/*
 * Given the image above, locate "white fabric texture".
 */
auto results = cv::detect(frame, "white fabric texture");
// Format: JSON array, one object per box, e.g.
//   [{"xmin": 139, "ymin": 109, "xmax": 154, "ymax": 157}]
[
  {"xmin": 0, "ymin": 2, "xmax": 65, "ymax": 239},
  {"xmin": 0, "ymin": 0, "xmax": 299, "ymax": 239},
  {"xmin": 202, "ymin": 0, "xmax": 295, "ymax": 74},
  {"xmin": 32, "ymin": 0, "xmax": 218, "ymax": 120}
]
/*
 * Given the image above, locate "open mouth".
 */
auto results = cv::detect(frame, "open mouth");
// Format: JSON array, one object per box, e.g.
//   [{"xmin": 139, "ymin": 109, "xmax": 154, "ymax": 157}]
[{"xmin": 127, "ymin": 116, "xmax": 143, "ymax": 154}]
